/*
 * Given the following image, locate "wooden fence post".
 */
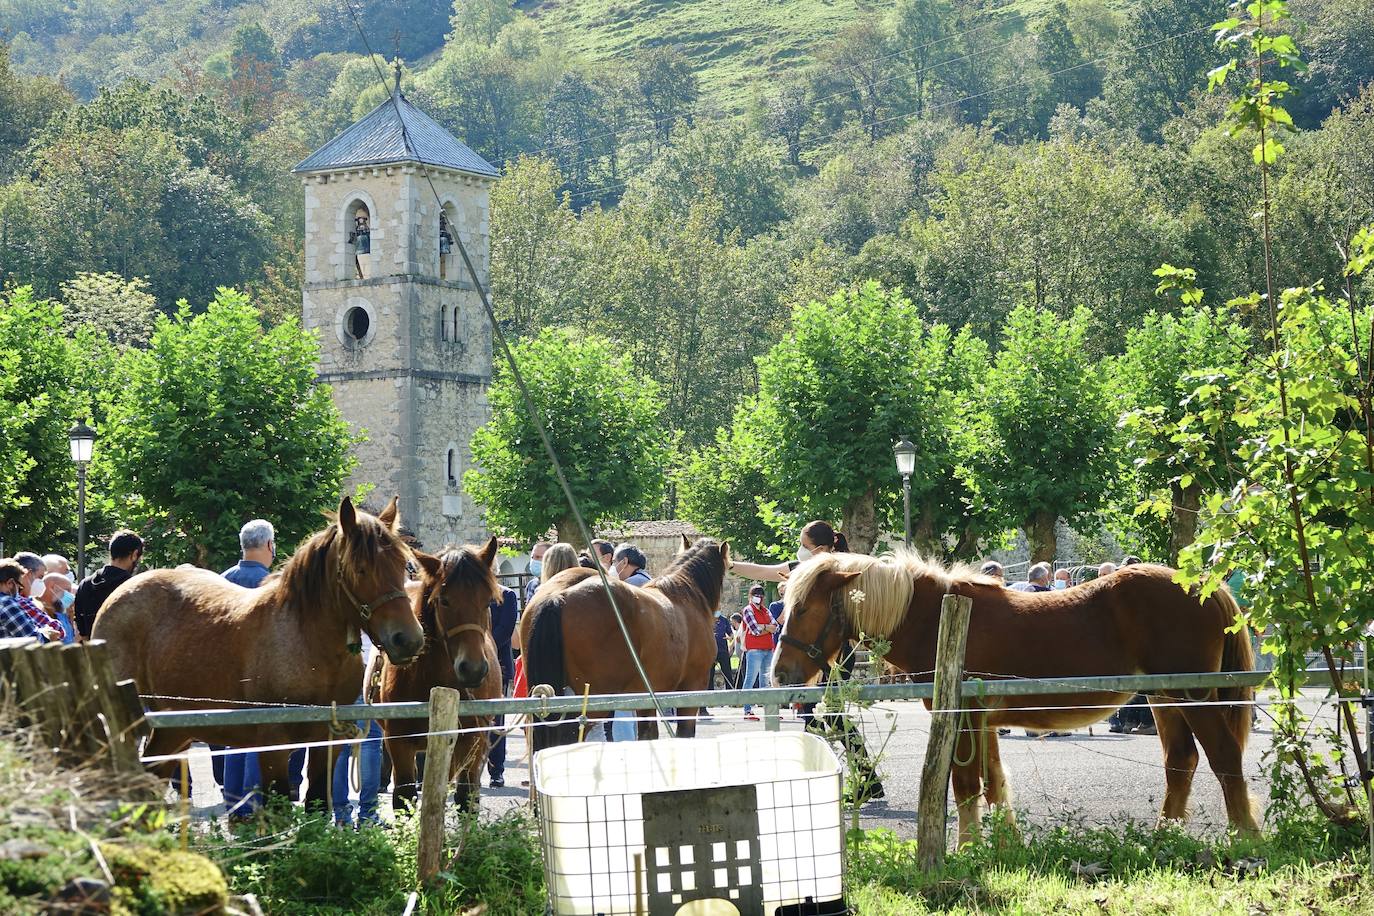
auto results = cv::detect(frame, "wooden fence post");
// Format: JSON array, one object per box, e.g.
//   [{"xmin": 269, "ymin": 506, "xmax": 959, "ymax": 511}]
[
  {"xmin": 916, "ymin": 593, "xmax": 974, "ymax": 873},
  {"xmin": 417, "ymin": 686, "xmax": 461, "ymax": 884}
]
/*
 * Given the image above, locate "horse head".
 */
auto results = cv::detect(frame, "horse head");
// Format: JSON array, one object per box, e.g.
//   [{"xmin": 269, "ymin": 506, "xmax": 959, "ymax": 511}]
[
  {"xmin": 772, "ymin": 559, "xmax": 862, "ymax": 687},
  {"xmin": 334, "ymin": 496, "xmax": 426, "ymax": 665},
  {"xmin": 415, "ymin": 537, "xmax": 500, "ymax": 689}
]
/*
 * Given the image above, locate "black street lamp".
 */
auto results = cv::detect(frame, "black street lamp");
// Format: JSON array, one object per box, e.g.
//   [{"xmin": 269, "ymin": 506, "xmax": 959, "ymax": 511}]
[
  {"xmin": 893, "ymin": 435, "xmax": 916, "ymax": 549},
  {"xmin": 69, "ymin": 420, "xmax": 96, "ymax": 580}
]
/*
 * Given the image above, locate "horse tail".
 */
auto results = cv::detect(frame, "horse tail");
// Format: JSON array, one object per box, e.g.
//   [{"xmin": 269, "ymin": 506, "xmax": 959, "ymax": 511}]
[
  {"xmin": 1212, "ymin": 585, "xmax": 1254, "ymax": 750},
  {"xmin": 525, "ymin": 594, "xmax": 576, "ymax": 753}
]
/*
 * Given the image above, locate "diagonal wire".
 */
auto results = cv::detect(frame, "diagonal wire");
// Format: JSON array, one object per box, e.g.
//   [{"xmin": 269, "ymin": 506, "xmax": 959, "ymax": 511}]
[{"xmin": 337, "ymin": 0, "xmax": 675, "ymax": 736}]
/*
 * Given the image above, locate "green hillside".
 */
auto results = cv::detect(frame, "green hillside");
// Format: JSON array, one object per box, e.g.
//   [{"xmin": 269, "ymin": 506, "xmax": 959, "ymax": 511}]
[{"xmin": 526, "ymin": 0, "xmax": 887, "ymax": 111}]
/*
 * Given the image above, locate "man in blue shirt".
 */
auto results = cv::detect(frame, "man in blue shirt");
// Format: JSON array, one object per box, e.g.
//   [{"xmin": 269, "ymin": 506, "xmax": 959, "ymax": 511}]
[
  {"xmin": 0, "ymin": 559, "xmax": 59, "ymax": 641},
  {"xmin": 219, "ymin": 519, "xmax": 278, "ymax": 813},
  {"xmin": 487, "ymin": 575, "xmax": 519, "ymax": 788},
  {"xmin": 221, "ymin": 519, "xmax": 275, "ymax": 588}
]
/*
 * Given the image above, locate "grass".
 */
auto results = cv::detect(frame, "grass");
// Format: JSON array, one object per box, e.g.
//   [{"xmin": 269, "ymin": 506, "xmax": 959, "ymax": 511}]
[
  {"xmin": 522, "ymin": 0, "xmax": 1067, "ymax": 114},
  {"xmin": 189, "ymin": 793, "xmax": 1374, "ymax": 914},
  {"xmin": 847, "ymin": 814, "xmax": 1374, "ymax": 914}
]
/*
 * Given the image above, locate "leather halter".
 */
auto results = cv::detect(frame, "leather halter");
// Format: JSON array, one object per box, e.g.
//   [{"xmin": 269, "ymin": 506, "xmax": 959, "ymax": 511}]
[
  {"xmin": 444, "ymin": 622, "xmax": 487, "ymax": 640},
  {"xmin": 336, "ymin": 547, "xmax": 409, "ymax": 653},
  {"xmin": 779, "ymin": 587, "xmax": 849, "ymax": 664}
]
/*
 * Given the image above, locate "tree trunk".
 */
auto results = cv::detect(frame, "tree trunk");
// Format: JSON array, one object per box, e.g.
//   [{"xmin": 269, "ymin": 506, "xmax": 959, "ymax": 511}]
[
  {"xmin": 842, "ymin": 488, "xmax": 879, "ymax": 555},
  {"xmin": 1023, "ymin": 510, "xmax": 1058, "ymax": 563},
  {"xmin": 912, "ymin": 504, "xmax": 940, "ymax": 557},
  {"xmin": 949, "ymin": 522, "xmax": 981, "ymax": 562},
  {"xmin": 555, "ymin": 515, "xmax": 587, "ymax": 551},
  {"xmin": 1167, "ymin": 481, "xmax": 1202, "ymax": 567}
]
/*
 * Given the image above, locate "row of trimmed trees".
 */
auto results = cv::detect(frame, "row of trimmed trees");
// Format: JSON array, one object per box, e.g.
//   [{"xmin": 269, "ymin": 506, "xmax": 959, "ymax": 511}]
[{"xmin": 462, "ymin": 281, "xmax": 1255, "ymax": 564}]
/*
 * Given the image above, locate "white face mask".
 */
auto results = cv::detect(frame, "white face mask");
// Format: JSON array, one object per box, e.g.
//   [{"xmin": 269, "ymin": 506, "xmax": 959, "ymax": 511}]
[
  {"xmin": 28, "ymin": 577, "xmax": 45, "ymax": 599},
  {"xmin": 797, "ymin": 546, "xmax": 813, "ymax": 562}
]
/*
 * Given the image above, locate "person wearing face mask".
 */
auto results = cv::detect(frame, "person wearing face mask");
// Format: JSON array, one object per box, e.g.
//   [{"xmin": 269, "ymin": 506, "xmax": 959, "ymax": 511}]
[
  {"xmin": 39, "ymin": 572, "xmax": 79, "ymax": 644},
  {"xmin": 612, "ymin": 544, "xmax": 651, "ymax": 586},
  {"xmin": 739, "ymin": 586, "xmax": 777, "ymax": 720},
  {"xmin": 727, "ymin": 520, "xmax": 850, "ymax": 582},
  {"xmin": 73, "ymin": 529, "xmax": 144, "ymax": 639},
  {"xmin": 524, "ymin": 542, "xmax": 549, "ymax": 606},
  {"xmin": 0, "ymin": 559, "xmax": 62, "ymax": 641},
  {"xmin": 13, "ymin": 552, "xmax": 66, "ymax": 642}
]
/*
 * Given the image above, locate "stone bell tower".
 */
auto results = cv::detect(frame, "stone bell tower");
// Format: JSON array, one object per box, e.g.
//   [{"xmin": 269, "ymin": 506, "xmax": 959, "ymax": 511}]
[{"xmin": 293, "ymin": 87, "xmax": 497, "ymax": 548}]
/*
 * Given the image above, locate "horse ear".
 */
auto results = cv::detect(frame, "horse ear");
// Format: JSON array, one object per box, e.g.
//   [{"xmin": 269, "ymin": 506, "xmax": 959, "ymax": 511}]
[
  {"xmin": 338, "ymin": 496, "xmax": 357, "ymax": 536},
  {"xmin": 414, "ymin": 551, "xmax": 442, "ymax": 579},
  {"xmin": 823, "ymin": 569, "xmax": 862, "ymax": 591},
  {"xmin": 681, "ymin": 533, "xmax": 692, "ymax": 551},
  {"xmin": 377, "ymin": 496, "xmax": 400, "ymax": 530},
  {"xmin": 720, "ymin": 541, "xmax": 731, "ymax": 570},
  {"xmin": 480, "ymin": 536, "xmax": 499, "ymax": 569}
]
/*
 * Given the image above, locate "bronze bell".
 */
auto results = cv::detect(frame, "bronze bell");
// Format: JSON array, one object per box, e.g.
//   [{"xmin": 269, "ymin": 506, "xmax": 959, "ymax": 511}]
[{"xmin": 349, "ymin": 215, "xmax": 371, "ymax": 255}]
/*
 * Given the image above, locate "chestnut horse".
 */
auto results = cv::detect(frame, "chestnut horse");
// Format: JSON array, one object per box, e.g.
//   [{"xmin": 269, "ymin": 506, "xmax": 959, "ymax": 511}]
[
  {"xmin": 772, "ymin": 553, "xmax": 1258, "ymax": 843},
  {"xmin": 520, "ymin": 537, "xmax": 729, "ymax": 752},
  {"xmin": 380, "ymin": 538, "xmax": 502, "ymax": 813},
  {"xmin": 94, "ymin": 497, "xmax": 426, "ymax": 810}
]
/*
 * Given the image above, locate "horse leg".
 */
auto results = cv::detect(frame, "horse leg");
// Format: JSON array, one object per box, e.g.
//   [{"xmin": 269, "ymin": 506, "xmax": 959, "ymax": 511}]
[
  {"xmin": 950, "ymin": 715, "xmax": 985, "ymax": 846},
  {"xmin": 675, "ymin": 706, "xmax": 701, "ymax": 739},
  {"xmin": 981, "ymin": 726, "xmax": 1017, "ymax": 836},
  {"xmin": 453, "ymin": 734, "xmax": 485, "ymax": 814},
  {"xmin": 299, "ymin": 741, "xmax": 336, "ymax": 815},
  {"xmin": 636, "ymin": 708, "xmax": 660, "ymax": 741},
  {"xmin": 1153, "ymin": 703, "xmax": 1198, "ymax": 825},
  {"xmin": 391, "ymin": 744, "xmax": 420, "ymax": 813},
  {"xmin": 1180, "ymin": 704, "xmax": 1259, "ymax": 835},
  {"xmin": 256, "ymin": 749, "xmax": 291, "ymax": 811}
]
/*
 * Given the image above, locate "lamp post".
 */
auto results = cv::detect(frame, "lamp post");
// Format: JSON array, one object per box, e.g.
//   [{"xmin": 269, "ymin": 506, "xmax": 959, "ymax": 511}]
[
  {"xmin": 893, "ymin": 435, "xmax": 916, "ymax": 549},
  {"xmin": 69, "ymin": 421, "xmax": 96, "ymax": 580}
]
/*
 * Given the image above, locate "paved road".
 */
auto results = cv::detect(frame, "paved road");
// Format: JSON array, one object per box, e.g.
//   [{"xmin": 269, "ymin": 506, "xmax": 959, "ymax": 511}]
[{"xmin": 183, "ymin": 691, "xmax": 1343, "ymax": 839}]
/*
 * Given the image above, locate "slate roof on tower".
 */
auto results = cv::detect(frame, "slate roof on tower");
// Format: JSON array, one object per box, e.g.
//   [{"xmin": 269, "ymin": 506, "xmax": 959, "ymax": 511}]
[{"xmin": 293, "ymin": 91, "xmax": 499, "ymax": 178}]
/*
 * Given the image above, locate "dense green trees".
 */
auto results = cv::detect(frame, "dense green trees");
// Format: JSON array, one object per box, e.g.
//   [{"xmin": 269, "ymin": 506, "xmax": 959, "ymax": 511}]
[
  {"xmin": 98, "ymin": 290, "xmax": 356, "ymax": 568},
  {"xmin": 463, "ymin": 329, "xmax": 668, "ymax": 547}
]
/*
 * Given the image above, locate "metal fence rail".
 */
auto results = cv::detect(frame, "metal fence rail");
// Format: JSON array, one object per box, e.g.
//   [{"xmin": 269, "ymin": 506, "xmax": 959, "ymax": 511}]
[{"xmin": 143, "ymin": 668, "xmax": 1349, "ymax": 731}]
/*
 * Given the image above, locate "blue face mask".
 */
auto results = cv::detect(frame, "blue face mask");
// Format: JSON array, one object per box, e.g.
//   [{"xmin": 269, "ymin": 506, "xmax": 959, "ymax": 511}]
[
  {"xmin": 60, "ymin": 591, "xmax": 74, "ymax": 610},
  {"xmin": 529, "ymin": 559, "xmax": 542, "ymax": 577}
]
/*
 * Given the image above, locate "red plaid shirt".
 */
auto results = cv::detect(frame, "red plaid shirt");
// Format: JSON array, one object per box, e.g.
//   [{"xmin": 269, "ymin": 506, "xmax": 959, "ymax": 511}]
[{"xmin": 17, "ymin": 595, "xmax": 65, "ymax": 640}]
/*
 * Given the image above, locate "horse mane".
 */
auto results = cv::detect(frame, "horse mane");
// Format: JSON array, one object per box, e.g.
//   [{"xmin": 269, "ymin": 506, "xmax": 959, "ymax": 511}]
[
  {"xmin": 270, "ymin": 510, "xmax": 409, "ymax": 617},
  {"xmin": 419, "ymin": 544, "xmax": 499, "ymax": 634},
  {"xmin": 655, "ymin": 537, "xmax": 725, "ymax": 603},
  {"xmin": 785, "ymin": 550, "xmax": 998, "ymax": 637}
]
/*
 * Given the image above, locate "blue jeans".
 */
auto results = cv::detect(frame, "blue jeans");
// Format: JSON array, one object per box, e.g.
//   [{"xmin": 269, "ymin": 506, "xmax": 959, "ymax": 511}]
[
  {"xmin": 331, "ymin": 719, "xmax": 383, "ymax": 824},
  {"xmin": 222, "ymin": 747, "xmax": 306, "ymax": 814},
  {"xmin": 222, "ymin": 752, "xmax": 262, "ymax": 814},
  {"xmin": 742, "ymin": 649, "xmax": 772, "ymax": 713}
]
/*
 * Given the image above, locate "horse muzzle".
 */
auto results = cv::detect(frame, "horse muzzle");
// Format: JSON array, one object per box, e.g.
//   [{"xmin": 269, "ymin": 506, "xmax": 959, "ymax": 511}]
[
  {"xmin": 453, "ymin": 656, "xmax": 489, "ymax": 689},
  {"xmin": 379, "ymin": 626, "xmax": 425, "ymax": 665}
]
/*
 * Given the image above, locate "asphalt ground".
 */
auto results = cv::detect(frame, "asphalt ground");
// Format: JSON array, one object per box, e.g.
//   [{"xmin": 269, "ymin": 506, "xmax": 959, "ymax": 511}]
[{"xmin": 182, "ymin": 689, "xmax": 1350, "ymax": 840}]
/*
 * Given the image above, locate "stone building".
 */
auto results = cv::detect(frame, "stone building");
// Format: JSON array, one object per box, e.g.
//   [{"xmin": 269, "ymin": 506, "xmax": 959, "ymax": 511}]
[{"xmin": 293, "ymin": 88, "xmax": 497, "ymax": 548}]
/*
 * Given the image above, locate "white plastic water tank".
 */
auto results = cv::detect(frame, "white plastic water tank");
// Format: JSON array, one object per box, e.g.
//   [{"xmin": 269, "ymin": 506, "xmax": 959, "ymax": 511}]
[{"xmin": 534, "ymin": 732, "xmax": 845, "ymax": 915}]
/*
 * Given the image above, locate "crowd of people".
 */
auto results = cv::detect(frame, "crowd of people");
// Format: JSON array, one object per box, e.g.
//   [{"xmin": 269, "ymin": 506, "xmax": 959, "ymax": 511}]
[
  {"xmin": 0, "ymin": 529, "xmax": 145, "ymax": 645},
  {"xmin": 7, "ymin": 513, "xmax": 1180, "ymax": 817}
]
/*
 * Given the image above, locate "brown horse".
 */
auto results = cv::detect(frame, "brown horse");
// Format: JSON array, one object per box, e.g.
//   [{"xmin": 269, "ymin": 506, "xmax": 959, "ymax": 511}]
[
  {"xmin": 520, "ymin": 537, "xmax": 729, "ymax": 752},
  {"xmin": 93, "ymin": 497, "xmax": 426, "ymax": 810},
  {"xmin": 772, "ymin": 553, "xmax": 1258, "ymax": 843},
  {"xmin": 380, "ymin": 538, "xmax": 502, "ymax": 813}
]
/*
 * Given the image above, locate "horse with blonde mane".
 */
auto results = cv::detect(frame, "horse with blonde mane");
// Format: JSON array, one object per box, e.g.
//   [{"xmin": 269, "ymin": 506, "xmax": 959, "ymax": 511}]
[
  {"xmin": 380, "ymin": 538, "xmax": 503, "ymax": 813},
  {"xmin": 94, "ymin": 497, "xmax": 426, "ymax": 811},
  {"xmin": 772, "ymin": 552, "xmax": 1258, "ymax": 843}
]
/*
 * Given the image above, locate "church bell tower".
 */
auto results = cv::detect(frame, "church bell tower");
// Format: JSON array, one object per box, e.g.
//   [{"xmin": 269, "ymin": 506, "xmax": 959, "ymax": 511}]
[{"xmin": 293, "ymin": 88, "xmax": 497, "ymax": 548}]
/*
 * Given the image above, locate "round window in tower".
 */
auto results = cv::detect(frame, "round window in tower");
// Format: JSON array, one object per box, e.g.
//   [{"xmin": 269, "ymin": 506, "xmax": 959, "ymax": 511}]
[{"xmin": 336, "ymin": 300, "xmax": 377, "ymax": 350}]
